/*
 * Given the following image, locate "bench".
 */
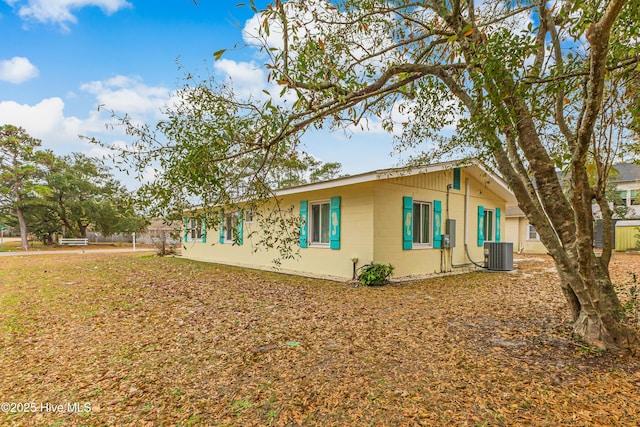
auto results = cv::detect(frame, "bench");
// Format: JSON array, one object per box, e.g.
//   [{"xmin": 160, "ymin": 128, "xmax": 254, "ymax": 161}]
[{"xmin": 59, "ymin": 238, "xmax": 89, "ymax": 246}]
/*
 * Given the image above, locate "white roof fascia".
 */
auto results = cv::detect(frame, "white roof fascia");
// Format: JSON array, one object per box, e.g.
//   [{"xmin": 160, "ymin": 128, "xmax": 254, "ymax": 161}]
[
  {"xmin": 275, "ymin": 160, "xmax": 460, "ymax": 197},
  {"xmin": 185, "ymin": 159, "xmax": 517, "ymax": 211}
]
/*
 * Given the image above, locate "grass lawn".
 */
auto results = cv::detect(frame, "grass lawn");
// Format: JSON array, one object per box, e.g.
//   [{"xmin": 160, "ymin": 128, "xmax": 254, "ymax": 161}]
[{"xmin": 1, "ymin": 252, "xmax": 639, "ymax": 426}]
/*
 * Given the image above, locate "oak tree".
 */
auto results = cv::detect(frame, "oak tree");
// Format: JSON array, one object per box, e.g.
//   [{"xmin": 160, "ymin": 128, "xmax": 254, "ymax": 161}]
[{"xmin": 108, "ymin": 0, "xmax": 640, "ymax": 350}]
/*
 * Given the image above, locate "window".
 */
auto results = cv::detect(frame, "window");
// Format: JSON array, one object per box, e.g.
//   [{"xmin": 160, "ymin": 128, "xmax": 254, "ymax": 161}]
[
  {"xmin": 186, "ymin": 218, "xmax": 203, "ymax": 242},
  {"xmin": 219, "ymin": 211, "xmax": 243, "ymax": 245},
  {"xmin": 527, "ymin": 224, "xmax": 540, "ymax": 240},
  {"xmin": 413, "ymin": 201, "xmax": 432, "ymax": 245},
  {"xmin": 614, "ymin": 190, "xmax": 628, "ymax": 206},
  {"xmin": 310, "ymin": 200, "xmax": 330, "ymax": 245},
  {"xmin": 244, "ymin": 209, "xmax": 254, "ymax": 223},
  {"xmin": 631, "ymin": 190, "xmax": 639, "ymax": 206},
  {"xmin": 484, "ymin": 208, "xmax": 495, "ymax": 242},
  {"xmin": 477, "ymin": 206, "xmax": 500, "ymax": 246},
  {"xmin": 224, "ymin": 213, "xmax": 238, "ymax": 242}
]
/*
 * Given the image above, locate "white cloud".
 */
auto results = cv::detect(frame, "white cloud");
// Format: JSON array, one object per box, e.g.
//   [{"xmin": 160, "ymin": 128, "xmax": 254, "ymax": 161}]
[
  {"xmin": 0, "ymin": 56, "xmax": 38, "ymax": 83},
  {"xmin": 0, "ymin": 97, "xmax": 105, "ymax": 148},
  {"xmin": 7, "ymin": 0, "xmax": 131, "ymax": 29},
  {"xmin": 80, "ymin": 75, "xmax": 170, "ymax": 117},
  {"xmin": 0, "ymin": 75, "xmax": 176, "ymax": 150},
  {"xmin": 213, "ymin": 59, "xmax": 269, "ymax": 99}
]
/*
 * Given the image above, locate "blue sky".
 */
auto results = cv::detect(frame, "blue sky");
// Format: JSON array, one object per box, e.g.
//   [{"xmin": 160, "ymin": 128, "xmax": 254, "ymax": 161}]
[{"xmin": 0, "ymin": 0, "xmax": 404, "ymax": 186}]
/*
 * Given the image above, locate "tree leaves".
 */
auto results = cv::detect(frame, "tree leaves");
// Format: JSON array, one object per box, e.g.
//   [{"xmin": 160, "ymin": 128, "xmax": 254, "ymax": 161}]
[{"xmin": 213, "ymin": 49, "xmax": 226, "ymax": 61}]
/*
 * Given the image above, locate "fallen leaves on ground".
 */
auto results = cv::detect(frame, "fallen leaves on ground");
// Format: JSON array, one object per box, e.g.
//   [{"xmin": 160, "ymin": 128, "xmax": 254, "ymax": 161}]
[{"xmin": 0, "ymin": 252, "xmax": 639, "ymax": 426}]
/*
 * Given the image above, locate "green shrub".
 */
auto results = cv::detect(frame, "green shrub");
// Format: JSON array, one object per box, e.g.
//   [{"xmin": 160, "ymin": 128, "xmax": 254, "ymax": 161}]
[{"xmin": 356, "ymin": 262, "xmax": 394, "ymax": 286}]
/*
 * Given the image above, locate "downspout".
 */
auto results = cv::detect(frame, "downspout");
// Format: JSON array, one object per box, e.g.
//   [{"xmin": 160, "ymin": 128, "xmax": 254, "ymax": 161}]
[
  {"xmin": 453, "ymin": 177, "xmax": 485, "ymax": 268},
  {"xmin": 464, "ymin": 177, "xmax": 469, "ymax": 246}
]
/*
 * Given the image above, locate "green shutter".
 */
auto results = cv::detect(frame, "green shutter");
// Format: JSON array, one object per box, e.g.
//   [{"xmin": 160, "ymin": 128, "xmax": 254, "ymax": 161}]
[
  {"xmin": 183, "ymin": 217, "xmax": 189, "ymax": 243},
  {"xmin": 219, "ymin": 212, "xmax": 225, "ymax": 244},
  {"xmin": 201, "ymin": 216, "xmax": 207, "ymax": 243},
  {"xmin": 433, "ymin": 200, "xmax": 442, "ymax": 248},
  {"xmin": 453, "ymin": 168, "xmax": 461, "ymax": 190},
  {"xmin": 403, "ymin": 196, "xmax": 413, "ymax": 250},
  {"xmin": 495, "ymin": 208, "xmax": 501, "ymax": 242},
  {"xmin": 330, "ymin": 196, "xmax": 341, "ymax": 249},
  {"xmin": 477, "ymin": 206, "xmax": 485, "ymax": 246},
  {"xmin": 237, "ymin": 211, "xmax": 243, "ymax": 245},
  {"xmin": 299, "ymin": 201, "xmax": 308, "ymax": 248}
]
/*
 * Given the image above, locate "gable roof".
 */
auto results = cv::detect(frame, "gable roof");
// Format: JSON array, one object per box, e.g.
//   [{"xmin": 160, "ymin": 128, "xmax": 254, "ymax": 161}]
[
  {"xmin": 611, "ymin": 163, "xmax": 640, "ymax": 183},
  {"xmin": 275, "ymin": 158, "xmax": 517, "ymax": 203}
]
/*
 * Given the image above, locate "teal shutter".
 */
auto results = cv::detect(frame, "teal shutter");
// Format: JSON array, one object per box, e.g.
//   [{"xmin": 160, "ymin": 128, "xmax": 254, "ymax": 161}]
[
  {"xmin": 183, "ymin": 217, "xmax": 189, "ymax": 243},
  {"xmin": 403, "ymin": 196, "xmax": 413, "ymax": 250},
  {"xmin": 453, "ymin": 168, "xmax": 461, "ymax": 190},
  {"xmin": 219, "ymin": 212, "xmax": 225, "ymax": 244},
  {"xmin": 237, "ymin": 211, "xmax": 243, "ymax": 245},
  {"xmin": 330, "ymin": 196, "xmax": 341, "ymax": 249},
  {"xmin": 495, "ymin": 208, "xmax": 501, "ymax": 242},
  {"xmin": 433, "ymin": 200, "xmax": 442, "ymax": 248},
  {"xmin": 201, "ymin": 216, "xmax": 207, "ymax": 243},
  {"xmin": 477, "ymin": 206, "xmax": 485, "ymax": 246},
  {"xmin": 299, "ymin": 201, "xmax": 308, "ymax": 248}
]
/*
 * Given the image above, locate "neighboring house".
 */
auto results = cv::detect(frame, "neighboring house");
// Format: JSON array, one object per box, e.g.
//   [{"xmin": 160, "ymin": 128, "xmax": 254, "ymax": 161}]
[
  {"xmin": 136, "ymin": 219, "xmax": 181, "ymax": 245},
  {"xmin": 504, "ymin": 206, "xmax": 547, "ymax": 254},
  {"xmin": 609, "ymin": 163, "xmax": 640, "ymax": 219},
  {"xmin": 506, "ymin": 163, "xmax": 640, "ymax": 253},
  {"xmin": 182, "ymin": 160, "xmax": 516, "ymax": 281}
]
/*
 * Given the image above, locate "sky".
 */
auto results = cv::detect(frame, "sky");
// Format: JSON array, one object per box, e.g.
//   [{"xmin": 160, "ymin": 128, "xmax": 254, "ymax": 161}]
[{"xmin": 0, "ymin": 0, "xmax": 406, "ymax": 187}]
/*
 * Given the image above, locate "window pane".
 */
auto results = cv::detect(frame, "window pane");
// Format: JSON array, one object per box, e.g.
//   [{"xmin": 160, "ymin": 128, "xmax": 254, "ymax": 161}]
[
  {"xmin": 615, "ymin": 190, "xmax": 628, "ymax": 206},
  {"xmin": 528, "ymin": 225, "xmax": 537, "ymax": 240},
  {"xmin": 312, "ymin": 204, "xmax": 321, "ymax": 242},
  {"xmin": 413, "ymin": 203, "xmax": 421, "ymax": 243},
  {"xmin": 226, "ymin": 215, "xmax": 235, "ymax": 240},
  {"xmin": 421, "ymin": 204, "xmax": 430, "ymax": 243},
  {"xmin": 412, "ymin": 202, "xmax": 430, "ymax": 244},
  {"xmin": 320, "ymin": 202, "xmax": 330, "ymax": 243},
  {"xmin": 484, "ymin": 210, "xmax": 494, "ymax": 241}
]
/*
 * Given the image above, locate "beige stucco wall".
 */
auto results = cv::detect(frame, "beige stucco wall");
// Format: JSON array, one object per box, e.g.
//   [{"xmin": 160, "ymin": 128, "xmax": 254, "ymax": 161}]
[
  {"xmin": 183, "ymin": 183, "xmax": 375, "ymax": 280},
  {"xmin": 505, "ymin": 216, "xmax": 547, "ymax": 254},
  {"xmin": 372, "ymin": 169, "xmax": 505, "ymax": 277},
  {"xmin": 183, "ymin": 169, "xmax": 509, "ymax": 280}
]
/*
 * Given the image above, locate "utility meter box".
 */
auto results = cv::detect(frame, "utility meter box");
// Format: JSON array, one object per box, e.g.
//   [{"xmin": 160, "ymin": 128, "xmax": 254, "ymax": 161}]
[{"xmin": 442, "ymin": 219, "xmax": 456, "ymax": 248}]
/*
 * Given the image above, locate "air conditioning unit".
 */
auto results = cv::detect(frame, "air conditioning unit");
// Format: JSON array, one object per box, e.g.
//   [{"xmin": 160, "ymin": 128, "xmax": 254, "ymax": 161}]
[{"xmin": 484, "ymin": 242, "xmax": 513, "ymax": 271}]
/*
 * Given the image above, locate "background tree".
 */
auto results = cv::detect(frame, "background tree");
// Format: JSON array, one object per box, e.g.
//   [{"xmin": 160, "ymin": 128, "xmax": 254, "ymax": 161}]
[
  {"xmin": 0, "ymin": 125, "xmax": 44, "ymax": 250},
  {"xmin": 105, "ymin": 0, "xmax": 640, "ymax": 350},
  {"xmin": 39, "ymin": 152, "xmax": 148, "ymax": 239},
  {"xmin": 269, "ymin": 151, "xmax": 344, "ymax": 187}
]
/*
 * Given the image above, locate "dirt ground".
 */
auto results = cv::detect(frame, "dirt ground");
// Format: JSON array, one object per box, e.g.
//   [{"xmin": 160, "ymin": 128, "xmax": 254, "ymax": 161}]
[{"xmin": 1, "ymin": 252, "xmax": 639, "ymax": 426}]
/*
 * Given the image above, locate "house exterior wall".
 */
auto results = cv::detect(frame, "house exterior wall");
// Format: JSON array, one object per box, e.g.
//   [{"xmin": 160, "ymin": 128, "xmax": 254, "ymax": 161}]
[
  {"xmin": 182, "ymin": 183, "xmax": 375, "ymax": 280},
  {"xmin": 182, "ymin": 167, "xmax": 510, "ymax": 280},
  {"xmin": 371, "ymin": 168, "xmax": 505, "ymax": 277},
  {"xmin": 505, "ymin": 217, "xmax": 520, "ymax": 252},
  {"xmin": 505, "ymin": 216, "xmax": 547, "ymax": 254}
]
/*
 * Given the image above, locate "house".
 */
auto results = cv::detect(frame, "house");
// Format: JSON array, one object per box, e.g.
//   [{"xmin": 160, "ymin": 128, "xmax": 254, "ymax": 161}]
[
  {"xmin": 182, "ymin": 160, "xmax": 516, "ymax": 281},
  {"xmin": 504, "ymin": 206, "xmax": 547, "ymax": 254},
  {"xmin": 505, "ymin": 163, "xmax": 640, "ymax": 253},
  {"xmin": 609, "ymin": 163, "xmax": 640, "ymax": 218}
]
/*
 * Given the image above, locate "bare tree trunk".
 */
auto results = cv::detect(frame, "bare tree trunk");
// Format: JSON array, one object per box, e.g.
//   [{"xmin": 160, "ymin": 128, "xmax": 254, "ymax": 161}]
[
  {"xmin": 558, "ymin": 257, "xmax": 637, "ymax": 350},
  {"xmin": 15, "ymin": 206, "xmax": 29, "ymax": 250}
]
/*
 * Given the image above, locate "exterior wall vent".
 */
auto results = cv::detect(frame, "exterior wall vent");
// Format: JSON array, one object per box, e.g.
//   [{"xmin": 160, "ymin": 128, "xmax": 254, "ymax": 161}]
[{"xmin": 484, "ymin": 242, "xmax": 514, "ymax": 271}]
